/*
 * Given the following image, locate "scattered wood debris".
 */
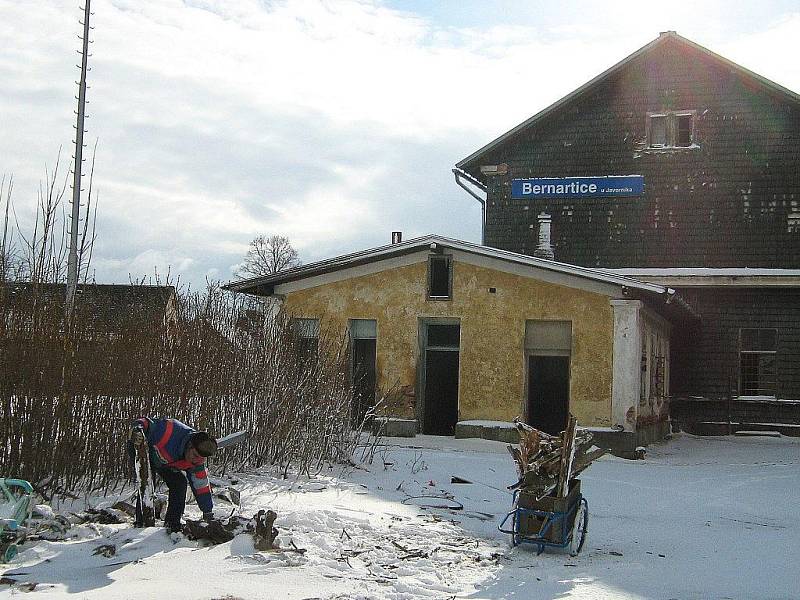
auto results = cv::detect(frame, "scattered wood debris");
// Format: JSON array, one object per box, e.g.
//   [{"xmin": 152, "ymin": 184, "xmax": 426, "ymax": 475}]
[
  {"xmin": 92, "ymin": 543, "xmax": 117, "ymax": 558},
  {"xmin": 251, "ymin": 509, "xmax": 278, "ymax": 551},
  {"xmin": 507, "ymin": 415, "xmax": 606, "ymax": 500}
]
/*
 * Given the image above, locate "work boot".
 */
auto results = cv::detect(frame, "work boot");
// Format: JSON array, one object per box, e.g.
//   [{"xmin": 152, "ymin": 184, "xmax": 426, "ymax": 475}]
[{"xmin": 164, "ymin": 520, "xmax": 182, "ymax": 534}]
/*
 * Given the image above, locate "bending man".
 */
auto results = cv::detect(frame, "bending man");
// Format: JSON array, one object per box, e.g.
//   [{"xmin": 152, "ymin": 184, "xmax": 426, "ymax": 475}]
[{"xmin": 131, "ymin": 417, "xmax": 217, "ymax": 532}]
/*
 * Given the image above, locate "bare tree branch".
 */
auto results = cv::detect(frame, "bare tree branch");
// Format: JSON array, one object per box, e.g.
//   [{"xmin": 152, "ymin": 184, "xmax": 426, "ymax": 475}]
[{"xmin": 237, "ymin": 235, "xmax": 301, "ymax": 278}]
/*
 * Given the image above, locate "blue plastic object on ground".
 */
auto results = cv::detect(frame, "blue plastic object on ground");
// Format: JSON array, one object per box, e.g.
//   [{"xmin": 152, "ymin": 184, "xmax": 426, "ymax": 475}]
[{"xmin": 0, "ymin": 478, "xmax": 34, "ymax": 562}]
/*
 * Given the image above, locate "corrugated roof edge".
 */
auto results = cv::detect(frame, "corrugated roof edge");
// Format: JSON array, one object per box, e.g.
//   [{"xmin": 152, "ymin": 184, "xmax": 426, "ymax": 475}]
[
  {"xmin": 455, "ymin": 31, "xmax": 800, "ymax": 173},
  {"xmin": 223, "ymin": 234, "xmax": 667, "ymax": 295}
]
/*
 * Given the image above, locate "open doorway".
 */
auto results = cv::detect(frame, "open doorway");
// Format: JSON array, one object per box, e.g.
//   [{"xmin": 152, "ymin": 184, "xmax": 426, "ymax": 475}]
[
  {"xmin": 420, "ymin": 320, "xmax": 460, "ymax": 435},
  {"xmin": 349, "ymin": 319, "xmax": 377, "ymax": 427},
  {"xmin": 528, "ymin": 355, "xmax": 570, "ymax": 435},
  {"xmin": 525, "ymin": 320, "xmax": 571, "ymax": 435}
]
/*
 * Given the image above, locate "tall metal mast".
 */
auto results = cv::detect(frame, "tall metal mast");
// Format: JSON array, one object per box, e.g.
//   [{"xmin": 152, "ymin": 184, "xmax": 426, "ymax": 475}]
[{"xmin": 66, "ymin": 0, "xmax": 91, "ymax": 318}]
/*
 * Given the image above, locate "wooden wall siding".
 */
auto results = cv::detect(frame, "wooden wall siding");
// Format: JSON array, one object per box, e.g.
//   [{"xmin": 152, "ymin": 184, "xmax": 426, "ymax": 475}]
[
  {"xmin": 467, "ymin": 37, "xmax": 800, "ymax": 268},
  {"xmin": 670, "ymin": 288, "xmax": 800, "ymax": 401}
]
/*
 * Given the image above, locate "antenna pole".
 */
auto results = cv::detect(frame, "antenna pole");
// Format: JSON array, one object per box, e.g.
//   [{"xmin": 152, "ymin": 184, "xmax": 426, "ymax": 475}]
[{"xmin": 66, "ymin": 0, "xmax": 91, "ymax": 318}]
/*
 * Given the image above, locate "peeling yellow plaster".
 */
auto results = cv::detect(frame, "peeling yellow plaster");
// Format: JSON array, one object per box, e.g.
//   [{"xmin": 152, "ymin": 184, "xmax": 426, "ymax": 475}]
[{"xmin": 282, "ymin": 259, "xmax": 614, "ymax": 426}]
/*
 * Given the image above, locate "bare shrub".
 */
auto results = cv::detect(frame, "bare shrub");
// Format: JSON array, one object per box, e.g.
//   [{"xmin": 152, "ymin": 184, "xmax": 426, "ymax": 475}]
[
  {"xmin": 1, "ymin": 157, "xmax": 364, "ymax": 498},
  {"xmin": 0, "ymin": 282, "xmax": 361, "ymax": 497}
]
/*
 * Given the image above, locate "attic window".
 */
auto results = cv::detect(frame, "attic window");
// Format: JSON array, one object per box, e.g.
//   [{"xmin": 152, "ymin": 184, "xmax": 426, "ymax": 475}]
[
  {"xmin": 649, "ymin": 114, "xmax": 667, "ymax": 147},
  {"xmin": 647, "ymin": 111, "xmax": 695, "ymax": 148},
  {"xmin": 428, "ymin": 255, "xmax": 452, "ymax": 300},
  {"xmin": 676, "ymin": 114, "xmax": 693, "ymax": 147}
]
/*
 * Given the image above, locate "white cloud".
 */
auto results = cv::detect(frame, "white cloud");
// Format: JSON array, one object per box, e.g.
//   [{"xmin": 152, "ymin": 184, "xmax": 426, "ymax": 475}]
[{"xmin": 1, "ymin": 0, "xmax": 798, "ymax": 287}]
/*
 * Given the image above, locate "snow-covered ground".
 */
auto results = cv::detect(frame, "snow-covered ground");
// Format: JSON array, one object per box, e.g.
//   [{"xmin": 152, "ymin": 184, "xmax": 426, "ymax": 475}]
[{"xmin": 2, "ymin": 432, "xmax": 798, "ymax": 599}]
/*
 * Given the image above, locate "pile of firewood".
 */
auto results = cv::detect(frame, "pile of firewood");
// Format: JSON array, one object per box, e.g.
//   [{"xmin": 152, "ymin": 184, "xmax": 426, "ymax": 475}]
[{"xmin": 507, "ymin": 415, "xmax": 606, "ymax": 500}]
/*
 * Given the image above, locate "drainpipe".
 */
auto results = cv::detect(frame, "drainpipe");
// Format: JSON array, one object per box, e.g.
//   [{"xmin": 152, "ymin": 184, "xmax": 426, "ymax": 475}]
[{"xmin": 452, "ymin": 168, "xmax": 487, "ymax": 245}]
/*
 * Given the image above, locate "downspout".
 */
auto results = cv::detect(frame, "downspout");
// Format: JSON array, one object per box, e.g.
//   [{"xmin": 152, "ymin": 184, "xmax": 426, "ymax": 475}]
[{"xmin": 452, "ymin": 168, "xmax": 487, "ymax": 245}]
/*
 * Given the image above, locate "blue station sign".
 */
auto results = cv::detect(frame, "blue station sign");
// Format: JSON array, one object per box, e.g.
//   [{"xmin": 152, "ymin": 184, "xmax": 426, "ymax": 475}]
[{"xmin": 511, "ymin": 175, "xmax": 644, "ymax": 199}]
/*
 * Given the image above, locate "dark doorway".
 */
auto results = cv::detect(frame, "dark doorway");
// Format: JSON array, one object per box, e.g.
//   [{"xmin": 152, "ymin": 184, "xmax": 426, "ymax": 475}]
[
  {"xmin": 527, "ymin": 355, "xmax": 570, "ymax": 435},
  {"xmin": 352, "ymin": 338, "xmax": 377, "ymax": 426},
  {"xmin": 422, "ymin": 323, "xmax": 460, "ymax": 435},
  {"xmin": 350, "ymin": 319, "xmax": 377, "ymax": 427}
]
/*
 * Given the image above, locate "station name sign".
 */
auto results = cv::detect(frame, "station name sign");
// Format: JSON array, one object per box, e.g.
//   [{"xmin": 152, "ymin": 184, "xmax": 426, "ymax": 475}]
[{"xmin": 511, "ymin": 175, "xmax": 644, "ymax": 199}]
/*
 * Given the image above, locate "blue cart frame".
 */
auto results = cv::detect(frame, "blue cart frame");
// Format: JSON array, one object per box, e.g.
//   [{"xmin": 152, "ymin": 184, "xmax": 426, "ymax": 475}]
[{"xmin": 498, "ymin": 480, "xmax": 588, "ymax": 556}]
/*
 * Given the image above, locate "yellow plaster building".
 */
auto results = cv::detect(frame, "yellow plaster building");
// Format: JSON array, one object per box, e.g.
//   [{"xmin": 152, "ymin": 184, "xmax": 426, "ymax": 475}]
[{"xmin": 227, "ymin": 236, "xmax": 692, "ymax": 450}]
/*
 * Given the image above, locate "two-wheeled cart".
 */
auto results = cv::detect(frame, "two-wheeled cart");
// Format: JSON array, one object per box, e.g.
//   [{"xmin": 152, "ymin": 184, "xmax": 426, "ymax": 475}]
[{"xmin": 498, "ymin": 477, "xmax": 588, "ymax": 556}]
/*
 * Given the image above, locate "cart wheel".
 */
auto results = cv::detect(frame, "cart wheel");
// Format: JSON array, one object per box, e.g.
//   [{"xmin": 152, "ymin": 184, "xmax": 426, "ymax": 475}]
[
  {"xmin": 511, "ymin": 510, "xmax": 521, "ymax": 547},
  {"xmin": 569, "ymin": 498, "xmax": 588, "ymax": 557},
  {"xmin": 1, "ymin": 543, "xmax": 18, "ymax": 563}
]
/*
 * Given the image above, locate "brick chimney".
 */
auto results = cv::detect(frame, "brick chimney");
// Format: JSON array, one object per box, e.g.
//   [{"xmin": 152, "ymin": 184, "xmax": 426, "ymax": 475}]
[{"xmin": 533, "ymin": 213, "xmax": 554, "ymax": 260}]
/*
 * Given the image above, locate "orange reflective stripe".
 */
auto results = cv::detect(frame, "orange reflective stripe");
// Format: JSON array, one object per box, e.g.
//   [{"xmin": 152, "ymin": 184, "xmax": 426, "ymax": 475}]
[{"xmin": 155, "ymin": 420, "xmax": 175, "ymax": 462}]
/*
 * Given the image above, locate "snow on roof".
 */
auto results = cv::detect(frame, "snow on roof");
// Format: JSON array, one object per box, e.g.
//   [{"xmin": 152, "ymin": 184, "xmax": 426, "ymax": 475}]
[
  {"xmin": 603, "ymin": 268, "xmax": 800, "ymax": 276},
  {"xmin": 601, "ymin": 267, "xmax": 800, "ymax": 287},
  {"xmin": 225, "ymin": 234, "xmax": 667, "ymax": 296}
]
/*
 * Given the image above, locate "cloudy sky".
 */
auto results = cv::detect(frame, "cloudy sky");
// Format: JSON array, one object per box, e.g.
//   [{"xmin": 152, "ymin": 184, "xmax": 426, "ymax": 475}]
[{"xmin": 1, "ymin": 0, "xmax": 799, "ymax": 288}]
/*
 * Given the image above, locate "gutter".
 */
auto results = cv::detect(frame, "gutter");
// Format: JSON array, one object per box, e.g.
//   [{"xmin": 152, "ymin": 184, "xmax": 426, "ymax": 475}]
[
  {"xmin": 452, "ymin": 168, "xmax": 487, "ymax": 244},
  {"xmin": 664, "ymin": 287, "xmax": 701, "ymax": 321}
]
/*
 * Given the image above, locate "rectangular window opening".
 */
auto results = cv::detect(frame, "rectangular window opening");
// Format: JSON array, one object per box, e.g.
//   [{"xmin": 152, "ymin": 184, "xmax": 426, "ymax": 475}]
[
  {"xmin": 649, "ymin": 114, "xmax": 667, "ymax": 147},
  {"xmin": 647, "ymin": 111, "xmax": 695, "ymax": 148},
  {"xmin": 675, "ymin": 114, "xmax": 693, "ymax": 147},
  {"xmin": 428, "ymin": 255, "xmax": 452, "ymax": 300},
  {"xmin": 292, "ymin": 317, "xmax": 320, "ymax": 357},
  {"xmin": 739, "ymin": 328, "xmax": 777, "ymax": 397}
]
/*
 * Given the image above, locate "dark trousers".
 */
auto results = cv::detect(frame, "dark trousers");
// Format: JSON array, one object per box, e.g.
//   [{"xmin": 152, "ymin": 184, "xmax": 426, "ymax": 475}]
[
  {"xmin": 127, "ymin": 439, "xmax": 188, "ymax": 525},
  {"xmin": 157, "ymin": 467, "xmax": 188, "ymax": 525}
]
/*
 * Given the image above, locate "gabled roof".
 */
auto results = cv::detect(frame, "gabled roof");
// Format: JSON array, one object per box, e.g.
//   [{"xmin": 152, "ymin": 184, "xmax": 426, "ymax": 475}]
[
  {"xmin": 224, "ymin": 234, "xmax": 667, "ymax": 295},
  {"xmin": 3, "ymin": 283, "xmax": 176, "ymax": 326},
  {"xmin": 456, "ymin": 31, "xmax": 800, "ymax": 173}
]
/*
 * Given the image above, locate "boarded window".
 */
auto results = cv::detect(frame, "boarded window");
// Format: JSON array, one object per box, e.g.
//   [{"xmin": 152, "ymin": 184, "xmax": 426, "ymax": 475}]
[
  {"xmin": 525, "ymin": 320, "xmax": 571, "ymax": 355},
  {"xmin": 428, "ymin": 255, "xmax": 452, "ymax": 299},
  {"xmin": 292, "ymin": 317, "xmax": 320, "ymax": 357},
  {"xmin": 740, "ymin": 328, "xmax": 777, "ymax": 396},
  {"xmin": 649, "ymin": 114, "xmax": 667, "ymax": 147},
  {"xmin": 427, "ymin": 323, "xmax": 460, "ymax": 349},
  {"xmin": 349, "ymin": 318, "xmax": 376, "ymax": 339}
]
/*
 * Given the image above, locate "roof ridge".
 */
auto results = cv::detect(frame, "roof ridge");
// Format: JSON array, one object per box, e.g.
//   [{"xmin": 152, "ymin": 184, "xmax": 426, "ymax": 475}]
[{"xmin": 456, "ymin": 31, "xmax": 800, "ymax": 171}]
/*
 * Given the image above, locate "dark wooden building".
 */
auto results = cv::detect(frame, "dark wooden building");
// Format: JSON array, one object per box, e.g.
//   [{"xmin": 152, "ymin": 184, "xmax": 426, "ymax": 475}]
[{"xmin": 455, "ymin": 31, "xmax": 800, "ymax": 435}]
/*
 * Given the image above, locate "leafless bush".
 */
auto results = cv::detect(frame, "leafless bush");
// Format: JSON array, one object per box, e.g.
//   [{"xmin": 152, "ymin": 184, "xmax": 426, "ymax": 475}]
[
  {"xmin": 0, "ymin": 282, "xmax": 363, "ymax": 497},
  {"xmin": 1, "ymin": 156, "xmax": 364, "ymax": 499}
]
